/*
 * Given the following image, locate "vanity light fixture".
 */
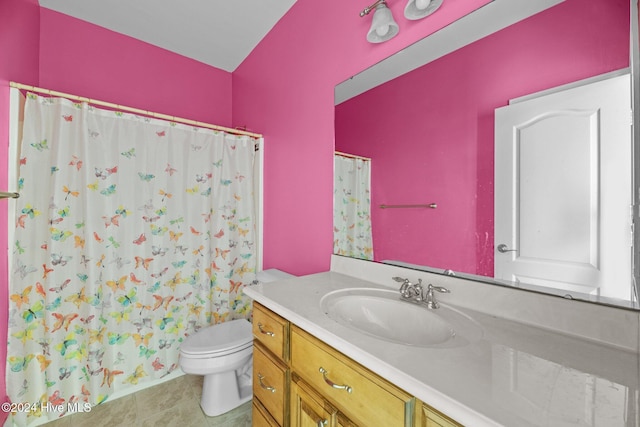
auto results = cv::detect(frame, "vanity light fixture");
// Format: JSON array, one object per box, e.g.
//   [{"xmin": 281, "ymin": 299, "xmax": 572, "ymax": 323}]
[
  {"xmin": 360, "ymin": 0, "xmax": 399, "ymax": 43},
  {"xmin": 404, "ymin": 0, "xmax": 443, "ymax": 20}
]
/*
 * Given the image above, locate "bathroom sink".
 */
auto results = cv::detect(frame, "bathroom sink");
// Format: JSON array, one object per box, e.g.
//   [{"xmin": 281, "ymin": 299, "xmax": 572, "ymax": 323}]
[{"xmin": 320, "ymin": 288, "xmax": 483, "ymax": 348}]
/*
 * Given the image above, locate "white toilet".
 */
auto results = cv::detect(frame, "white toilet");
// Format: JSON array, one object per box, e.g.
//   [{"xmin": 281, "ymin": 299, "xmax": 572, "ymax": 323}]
[{"xmin": 179, "ymin": 269, "xmax": 294, "ymax": 416}]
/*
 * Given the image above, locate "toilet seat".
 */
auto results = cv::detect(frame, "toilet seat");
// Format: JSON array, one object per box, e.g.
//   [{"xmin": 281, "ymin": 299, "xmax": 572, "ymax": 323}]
[{"xmin": 180, "ymin": 319, "xmax": 252, "ymax": 357}]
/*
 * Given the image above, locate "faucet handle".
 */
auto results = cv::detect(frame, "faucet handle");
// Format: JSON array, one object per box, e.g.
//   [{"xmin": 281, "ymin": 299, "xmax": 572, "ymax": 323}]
[
  {"xmin": 394, "ymin": 277, "xmax": 414, "ymax": 299},
  {"xmin": 428, "ymin": 284, "xmax": 450, "ymax": 293},
  {"xmin": 424, "ymin": 284, "xmax": 449, "ymax": 309}
]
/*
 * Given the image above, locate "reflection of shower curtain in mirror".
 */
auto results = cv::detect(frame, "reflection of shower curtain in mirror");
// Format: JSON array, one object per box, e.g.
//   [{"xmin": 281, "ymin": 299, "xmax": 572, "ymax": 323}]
[
  {"xmin": 8, "ymin": 93, "xmax": 258, "ymax": 425},
  {"xmin": 333, "ymin": 155, "xmax": 373, "ymax": 260}
]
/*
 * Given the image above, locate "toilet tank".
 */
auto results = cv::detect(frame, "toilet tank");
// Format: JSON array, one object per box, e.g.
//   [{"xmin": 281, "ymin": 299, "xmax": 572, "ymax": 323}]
[{"xmin": 255, "ymin": 269, "xmax": 295, "ymax": 283}]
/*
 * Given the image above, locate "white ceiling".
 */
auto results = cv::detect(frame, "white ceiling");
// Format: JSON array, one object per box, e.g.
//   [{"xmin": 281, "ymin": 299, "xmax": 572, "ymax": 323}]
[{"xmin": 38, "ymin": 0, "xmax": 298, "ymax": 72}]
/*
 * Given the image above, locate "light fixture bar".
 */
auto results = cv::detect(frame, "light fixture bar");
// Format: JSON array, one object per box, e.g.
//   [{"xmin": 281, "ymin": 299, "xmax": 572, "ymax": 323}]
[{"xmin": 360, "ymin": 0, "xmax": 388, "ymax": 17}]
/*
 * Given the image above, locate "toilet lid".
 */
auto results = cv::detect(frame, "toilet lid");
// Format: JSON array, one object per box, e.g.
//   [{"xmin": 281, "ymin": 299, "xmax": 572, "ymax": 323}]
[{"xmin": 180, "ymin": 319, "xmax": 252, "ymax": 355}]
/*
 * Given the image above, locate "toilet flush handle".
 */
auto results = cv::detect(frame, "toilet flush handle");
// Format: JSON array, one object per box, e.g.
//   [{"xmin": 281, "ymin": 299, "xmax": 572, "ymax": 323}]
[{"xmin": 257, "ymin": 323, "xmax": 275, "ymax": 337}]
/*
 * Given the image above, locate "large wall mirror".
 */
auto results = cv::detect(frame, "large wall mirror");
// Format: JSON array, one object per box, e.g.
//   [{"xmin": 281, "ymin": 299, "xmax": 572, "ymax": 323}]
[{"xmin": 334, "ymin": 0, "xmax": 640, "ymax": 309}]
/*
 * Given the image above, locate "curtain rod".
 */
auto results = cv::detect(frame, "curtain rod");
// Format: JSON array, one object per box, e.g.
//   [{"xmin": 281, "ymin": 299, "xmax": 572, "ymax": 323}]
[
  {"xmin": 9, "ymin": 82, "xmax": 263, "ymax": 139},
  {"xmin": 335, "ymin": 151, "xmax": 371, "ymax": 161}
]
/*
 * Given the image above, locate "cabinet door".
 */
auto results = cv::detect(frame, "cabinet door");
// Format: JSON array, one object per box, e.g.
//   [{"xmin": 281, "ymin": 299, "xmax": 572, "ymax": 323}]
[
  {"xmin": 291, "ymin": 376, "xmax": 336, "ymax": 427},
  {"xmin": 419, "ymin": 404, "xmax": 462, "ymax": 427}
]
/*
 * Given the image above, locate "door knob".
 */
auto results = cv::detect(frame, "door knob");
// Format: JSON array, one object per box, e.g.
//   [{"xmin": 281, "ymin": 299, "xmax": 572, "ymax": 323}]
[{"xmin": 497, "ymin": 244, "xmax": 517, "ymax": 253}]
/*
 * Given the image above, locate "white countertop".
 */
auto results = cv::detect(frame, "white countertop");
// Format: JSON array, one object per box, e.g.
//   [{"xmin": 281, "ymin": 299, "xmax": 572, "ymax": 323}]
[{"xmin": 243, "ymin": 271, "xmax": 640, "ymax": 427}]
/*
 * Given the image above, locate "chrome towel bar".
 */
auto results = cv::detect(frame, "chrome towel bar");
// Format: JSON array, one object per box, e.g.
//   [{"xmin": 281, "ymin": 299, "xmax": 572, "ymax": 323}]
[{"xmin": 379, "ymin": 203, "xmax": 436, "ymax": 209}]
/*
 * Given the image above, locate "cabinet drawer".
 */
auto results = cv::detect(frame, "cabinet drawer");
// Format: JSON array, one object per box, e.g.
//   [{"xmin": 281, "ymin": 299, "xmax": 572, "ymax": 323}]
[
  {"xmin": 253, "ymin": 400, "xmax": 280, "ymax": 427},
  {"xmin": 291, "ymin": 326, "xmax": 413, "ymax": 427},
  {"xmin": 253, "ymin": 341, "xmax": 288, "ymax": 426},
  {"xmin": 253, "ymin": 302, "xmax": 289, "ymax": 361}
]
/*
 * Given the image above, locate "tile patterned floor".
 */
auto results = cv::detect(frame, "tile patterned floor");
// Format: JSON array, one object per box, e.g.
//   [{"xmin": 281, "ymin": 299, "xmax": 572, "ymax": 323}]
[{"xmin": 41, "ymin": 375, "xmax": 251, "ymax": 427}]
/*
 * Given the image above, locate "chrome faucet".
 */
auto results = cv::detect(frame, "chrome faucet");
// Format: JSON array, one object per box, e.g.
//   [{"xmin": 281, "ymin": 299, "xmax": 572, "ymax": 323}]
[
  {"xmin": 424, "ymin": 284, "xmax": 450, "ymax": 309},
  {"xmin": 392, "ymin": 277, "xmax": 449, "ymax": 309},
  {"xmin": 393, "ymin": 277, "xmax": 450, "ymax": 309}
]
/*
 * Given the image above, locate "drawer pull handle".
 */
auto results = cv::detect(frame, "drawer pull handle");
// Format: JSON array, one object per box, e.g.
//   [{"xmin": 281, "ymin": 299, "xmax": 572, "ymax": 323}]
[
  {"xmin": 257, "ymin": 323, "xmax": 275, "ymax": 337},
  {"xmin": 257, "ymin": 373, "xmax": 276, "ymax": 393},
  {"xmin": 317, "ymin": 420, "xmax": 328, "ymax": 427},
  {"xmin": 319, "ymin": 367, "xmax": 352, "ymax": 394}
]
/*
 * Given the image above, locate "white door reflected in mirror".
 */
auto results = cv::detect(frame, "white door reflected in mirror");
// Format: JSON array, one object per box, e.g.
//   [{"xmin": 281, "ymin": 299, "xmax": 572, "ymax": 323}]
[{"xmin": 494, "ymin": 73, "xmax": 632, "ymax": 301}]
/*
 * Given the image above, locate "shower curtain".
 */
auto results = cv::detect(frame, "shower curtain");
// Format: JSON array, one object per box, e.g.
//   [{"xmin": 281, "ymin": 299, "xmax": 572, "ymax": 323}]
[
  {"xmin": 7, "ymin": 93, "xmax": 258, "ymax": 425},
  {"xmin": 333, "ymin": 155, "xmax": 373, "ymax": 260}
]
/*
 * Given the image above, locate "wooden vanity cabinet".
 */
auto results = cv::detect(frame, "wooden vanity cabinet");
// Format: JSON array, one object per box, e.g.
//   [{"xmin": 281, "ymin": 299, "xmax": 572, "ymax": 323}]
[{"xmin": 251, "ymin": 302, "xmax": 462, "ymax": 427}]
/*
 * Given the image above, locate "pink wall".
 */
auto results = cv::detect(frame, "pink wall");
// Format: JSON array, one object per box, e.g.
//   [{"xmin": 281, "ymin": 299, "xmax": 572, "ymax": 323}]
[
  {"xmin": 0, "ymin": 4, "xmax": 233, "ymax": 413},
  {"xmin": 232, "ymin": 0, "xmax": 492, "ymax": 276},
  {"xmin": 335, "ymin": 0, "xmax": 629, "ymax": 277},
  {"xmin": 0, "ymin": 0, "xmax": 40, "ymax": 417},
  {"xmin": 39, "ymin": 9, "xmax": 233, "ymax": 126}
]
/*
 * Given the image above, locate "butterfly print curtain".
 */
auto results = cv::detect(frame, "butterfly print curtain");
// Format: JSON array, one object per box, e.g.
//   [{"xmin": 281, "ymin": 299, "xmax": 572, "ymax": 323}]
[
  {"xmin": 333, "ymin": 155, "xmax": 373, "ymax": 260},
  {"xmin": 7, "ymin": 93, "xmax": 258, "ymax": 425}
]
